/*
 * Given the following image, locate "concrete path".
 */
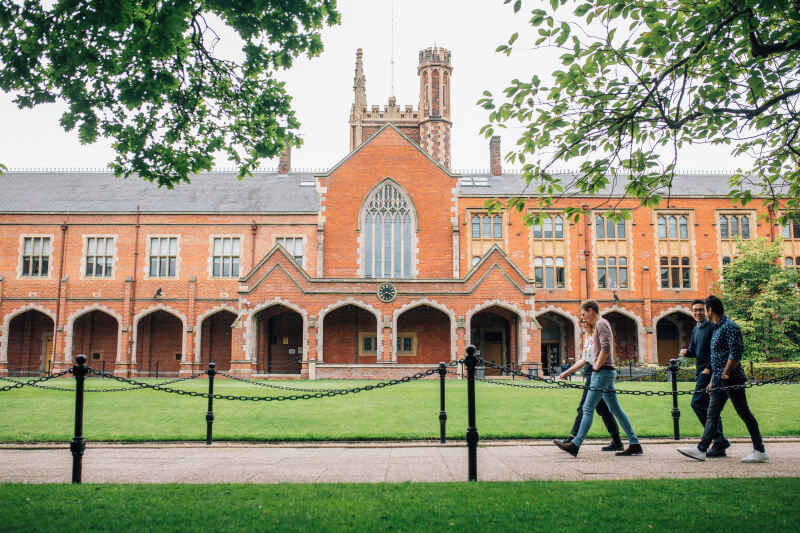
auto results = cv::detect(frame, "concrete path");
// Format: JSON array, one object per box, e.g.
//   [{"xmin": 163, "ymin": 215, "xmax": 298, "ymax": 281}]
[{"xmin": 2, "ymin": 438, "xmax": 799, "ymax": 484}]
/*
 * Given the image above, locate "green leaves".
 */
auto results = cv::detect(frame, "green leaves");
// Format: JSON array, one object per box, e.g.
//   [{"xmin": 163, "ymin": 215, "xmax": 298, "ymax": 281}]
[
  {"xmin": 488, "ymin": 0, "xmax": 800, "ymax": 224},
  {"xmin": 0, "ymin": 0, "xmax": 341, "ymax": 187}
]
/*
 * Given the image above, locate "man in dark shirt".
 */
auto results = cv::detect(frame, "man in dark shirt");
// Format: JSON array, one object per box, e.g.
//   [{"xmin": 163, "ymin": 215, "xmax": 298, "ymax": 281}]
[
  {"xmin": 677, "ymin": 295, "xmax": 768, "ymax": 463},
  {"xmin": 679, "ymin": 299, "xmax": 729, "ymax": 456}
]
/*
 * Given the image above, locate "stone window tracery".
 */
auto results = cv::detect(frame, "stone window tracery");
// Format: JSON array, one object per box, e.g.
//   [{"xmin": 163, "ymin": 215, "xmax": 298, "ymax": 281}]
[{"xmin": 363, "ymin": 181, "xmax": 414, "ymax": 278}]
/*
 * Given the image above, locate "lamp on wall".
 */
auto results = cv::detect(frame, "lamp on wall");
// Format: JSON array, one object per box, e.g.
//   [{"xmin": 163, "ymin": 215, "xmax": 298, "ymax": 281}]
[
  {"xmin": 154, "ymin": 287, "xmax": 162, "ymax": 298},
  {"xmin": 613, "ymin": 291, "xmax": 620, "ymax": 304}
]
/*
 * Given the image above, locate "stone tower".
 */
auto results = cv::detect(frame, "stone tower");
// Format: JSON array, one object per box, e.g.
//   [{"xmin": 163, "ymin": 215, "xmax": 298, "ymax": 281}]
[{"xmin": 418, "ymin": 47, "xmax": 452, "ymax": 169}]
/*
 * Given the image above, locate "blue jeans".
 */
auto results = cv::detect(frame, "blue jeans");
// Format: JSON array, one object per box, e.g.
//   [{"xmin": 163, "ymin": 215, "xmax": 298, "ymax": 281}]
[{"xmin": 572, "ymin": 368, "xmax": 639, "ymax": 448}]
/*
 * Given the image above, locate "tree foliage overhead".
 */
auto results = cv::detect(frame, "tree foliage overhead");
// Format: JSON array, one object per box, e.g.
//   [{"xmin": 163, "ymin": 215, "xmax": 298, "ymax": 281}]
[
  {"xmin": 0, "ymin": 0, "xmax": 340, "ymax": 187},
  {"xmin": 479, "ymin": 0, "xmax": 800, "ymax": 224},
  {"xmin": 715, "ymin": 238, "xmax": 800, "ymax": 361}
]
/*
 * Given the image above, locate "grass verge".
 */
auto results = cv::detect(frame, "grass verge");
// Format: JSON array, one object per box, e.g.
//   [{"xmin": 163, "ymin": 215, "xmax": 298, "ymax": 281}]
[
  {"xmin": 0, "ymin": 378, "xmax": 798, "ymax": 441},
  {"xmin": 1, "ymin": 478, "xmax": 798, "ymax": 532}
]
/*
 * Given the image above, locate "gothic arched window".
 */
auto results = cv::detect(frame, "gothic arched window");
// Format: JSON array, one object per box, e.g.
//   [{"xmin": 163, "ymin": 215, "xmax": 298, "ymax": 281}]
[{"xmin": 362, "ymin": 181, "xmax": 415, "ymax": 278}]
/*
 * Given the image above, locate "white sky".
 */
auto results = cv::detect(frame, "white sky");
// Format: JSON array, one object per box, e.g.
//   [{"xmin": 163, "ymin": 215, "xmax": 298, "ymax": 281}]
[{"xmin": 0, "ymin": 0, "xmax": 748, "ymax": 172}]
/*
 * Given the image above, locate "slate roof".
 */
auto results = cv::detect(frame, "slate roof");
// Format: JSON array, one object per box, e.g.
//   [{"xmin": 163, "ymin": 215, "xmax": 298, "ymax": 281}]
[
  {"xmin": 457, "ymin": 171, "xmax": 736, "ymax": 198},
  {"xmin": 0, "ymin": 171, "xmax": 320, "ymax": 213},
  {"xmin": 1, "ymin": 168, "xmax": 740, "ymax": 214}
]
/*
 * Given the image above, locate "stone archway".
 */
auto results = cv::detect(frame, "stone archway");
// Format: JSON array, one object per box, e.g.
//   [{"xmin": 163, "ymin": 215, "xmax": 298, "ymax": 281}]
[
  {"xmin": 321, "ymin": 304, "xmax": 379, "ymax": 364},
  {"xmin": 394, "ymin": 304, "xmax": 452, "ymax": 365},
  {"xmin": 655, "ymin": 311, "xmax": 695, "ymax": 365},
  {"xmin": 135, "ymin": 310, "xmax": 184, "ymax": 377},
  {"xmin": 71, "ymin": 310, "xmax": 119, "ymax": 371},
  {"xmin": 253, "ymin": 304, "xmax": 303, "ymax": 375},
  {"xmin": 603, "ymin": 311, "xmax": 639, "ymax": 363},
  {"xmin": 536, "ymin": 311, "xmax": 576, "ymax": 376},
  {"xmin": 198, "ymin": 310, "xmax": 237, "ymax": 371},
  {"xmin": 470, "ymin": 305, "xmax": 521, "ymax": 375},
  {"xmin": 5, "ymin": 309, "xmax": 54, "ymax": 376}
]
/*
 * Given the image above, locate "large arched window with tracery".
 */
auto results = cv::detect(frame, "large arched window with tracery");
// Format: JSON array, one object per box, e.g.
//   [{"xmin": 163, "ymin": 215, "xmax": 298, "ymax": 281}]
[{"xmin": 362, "ymin": 181, "xmax": 415, "ymax": 278}]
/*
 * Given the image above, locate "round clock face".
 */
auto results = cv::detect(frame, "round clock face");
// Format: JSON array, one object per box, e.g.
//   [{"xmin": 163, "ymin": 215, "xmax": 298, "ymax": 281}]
[{"xmin": 377, "ymin": 282, "xmax": 397, "ymax": 303}]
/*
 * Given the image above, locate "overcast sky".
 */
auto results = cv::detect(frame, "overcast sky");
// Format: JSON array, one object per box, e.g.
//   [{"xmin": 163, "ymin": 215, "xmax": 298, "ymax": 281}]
[{"xmin": 0, "ymin": 0, "xmax": 748, "ymax": 173}]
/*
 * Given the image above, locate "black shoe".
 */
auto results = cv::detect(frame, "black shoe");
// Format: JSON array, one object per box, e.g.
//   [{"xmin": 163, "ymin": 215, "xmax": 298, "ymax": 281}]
[
  {"xmin": 559, "ymin": 436, "xmax": 574, "ymax": 445},
  {"xmin": 615, "ymin": 444, "xmax": 643, "ymax": 456},
  {"xmin": 707, "ymin": 440, "xmax": 731, "ymax": 458},
  {"xmin": 602, "ymin": 440, "xmax": 624, "ymax": 452},
  {"xmin": 553, "ymin": 439, "xmax": 579, "ymax": 457}
]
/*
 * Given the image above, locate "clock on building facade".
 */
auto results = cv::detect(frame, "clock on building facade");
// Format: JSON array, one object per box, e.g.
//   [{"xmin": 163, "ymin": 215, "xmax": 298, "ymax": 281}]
[{"xmin": 377, "ymin": 282, "xmax": 397, "ymax": 303}]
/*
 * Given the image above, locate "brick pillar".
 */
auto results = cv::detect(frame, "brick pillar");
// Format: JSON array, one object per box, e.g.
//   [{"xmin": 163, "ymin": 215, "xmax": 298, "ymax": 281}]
[
  {"xmin": 455, "ymin": 316, "xmax": 466, "ymax": 362},
  {"xmin": 0, "ymin": 276, "xmax": 6, "ymax": 376},
  {"xmin": 228, "ymin": 312, "xmax": 251, "ymax": 378},
  {"xmin": 51, "ymin": 277, "xmax": 70, "ymax": 372},
  {"xmin": 116, "ymin": 277, "xmax": 134, "ymax": 376},
  {"xmin": 642, "ymin": 266, "xmax": 655, "ymax": 363},
  {"xmin": 490, "ymin": 136, "xmax": 502, "ymax": 176},
  {"xmin": 382, "ymin": 315, "xmax": 394, "ymax": 363},
  {"xmin": 181, "ymin": 277, "xmax": 198, "ymax": 375}
]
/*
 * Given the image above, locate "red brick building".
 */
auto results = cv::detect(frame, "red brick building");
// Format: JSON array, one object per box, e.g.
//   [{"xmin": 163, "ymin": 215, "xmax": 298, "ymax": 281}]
[{"xmin": 2, "ymin": 47, "xmax": 797, "ymax": 378}]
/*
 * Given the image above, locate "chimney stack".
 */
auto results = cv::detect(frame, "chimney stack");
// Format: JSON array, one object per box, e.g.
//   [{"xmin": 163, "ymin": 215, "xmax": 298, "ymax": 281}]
[
  {"xmin": 278, "ymin": 143, "xmax": 291, "ymax": 175},
  {"xmin": 490, "ymin": 136, "xmax": 502, "ymax": 176}
]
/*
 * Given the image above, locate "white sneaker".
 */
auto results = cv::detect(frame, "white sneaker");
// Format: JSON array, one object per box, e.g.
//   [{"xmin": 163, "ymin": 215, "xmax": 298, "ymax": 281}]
[
  {"xmin": 741, "ymin": 450, "xmax": 770, "ymax": 463},
  {"xmin": 677, "ymin": 446, "xmax": 706, "ymax": 461}
]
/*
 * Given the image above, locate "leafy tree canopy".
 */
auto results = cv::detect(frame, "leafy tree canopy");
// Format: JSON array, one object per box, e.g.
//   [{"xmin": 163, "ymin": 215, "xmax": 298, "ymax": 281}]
[
  {"xmin": 479, "ymin": 0, "xmax": 800, "ymax": 225},
  {"xmin": 715, "ymin": 238, "xmax": 800, "ymax": 361},
  {"xmin": 0, "ymin": 0, "xmax": 340, "ymax": 187}
]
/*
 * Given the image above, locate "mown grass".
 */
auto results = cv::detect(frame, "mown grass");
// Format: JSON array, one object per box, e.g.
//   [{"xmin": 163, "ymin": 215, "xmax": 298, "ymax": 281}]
[
  {"xmin": 0, "ymin": 377, "xmax": 798, "ymax": 441},
  {"xmin": 2, "ymin": 478, "xmax": 798, "ymax": 532}
]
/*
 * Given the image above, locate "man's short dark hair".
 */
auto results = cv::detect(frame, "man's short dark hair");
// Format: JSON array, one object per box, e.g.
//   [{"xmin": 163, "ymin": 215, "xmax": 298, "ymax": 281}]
[
  {"xmin": 580, "ymin": 299, "xmax": 600, "ymax": 313},
  {"xmin": 704, "ymin": 295, "xmax": 724, "ymax": 316},
  {"xmin": 691, "ymin": 299, "xmax": 705, "ymax": 308}
]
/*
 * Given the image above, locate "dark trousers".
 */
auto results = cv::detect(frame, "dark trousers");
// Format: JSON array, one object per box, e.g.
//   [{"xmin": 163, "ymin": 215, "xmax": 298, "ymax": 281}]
[
  {"xmin": 569, "ymin": 368, "xmax": 621, "ymax": 441},
  {"xmin": 691, "ymin": 371, "xmax": 726, "ymax": 444},
  {"xmin": 698, "ymin": 377, "xmax": 764, "ymax": 453}
]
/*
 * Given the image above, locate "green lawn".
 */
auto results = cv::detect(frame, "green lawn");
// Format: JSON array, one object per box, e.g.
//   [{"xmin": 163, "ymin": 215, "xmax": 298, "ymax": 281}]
[
  {"xmin": 0, "ymin": 377, "xmax": 798, "ymax": 441},
  {"xmin": 1, "ymin": 479, "xmax": 798, "ymax": 532}
]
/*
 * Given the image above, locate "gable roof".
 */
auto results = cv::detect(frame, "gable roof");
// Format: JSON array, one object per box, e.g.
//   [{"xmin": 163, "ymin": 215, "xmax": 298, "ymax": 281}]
[{"xmin": 319, "ymin": 122, "xmax": 457, "ymax": 178}]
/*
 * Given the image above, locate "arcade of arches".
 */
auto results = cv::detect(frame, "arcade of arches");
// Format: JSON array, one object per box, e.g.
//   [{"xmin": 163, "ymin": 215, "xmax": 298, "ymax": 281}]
[
  {"xmin": 5, "ymin": 310, "xmax": 54, "ymax": 376},
  {"xmin": 136, "ymin": 310, "xmax": 183, "ymax": 377},
  {"xmin": 200, "ymin": 310, "xmax": 236, "ymax": 371},
  {"xmin": 72, "ymin": 310, "xmax": 118, "ymax": 371}
]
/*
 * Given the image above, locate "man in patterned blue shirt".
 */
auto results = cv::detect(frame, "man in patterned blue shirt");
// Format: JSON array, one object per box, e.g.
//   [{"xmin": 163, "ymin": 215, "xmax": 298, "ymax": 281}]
[{"xmin": 677, "ymin": 295, "xmax": 769, "ymax": 463}]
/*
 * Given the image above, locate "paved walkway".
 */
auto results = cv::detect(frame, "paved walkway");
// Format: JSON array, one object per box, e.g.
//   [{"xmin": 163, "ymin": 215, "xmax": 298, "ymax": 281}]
[{"xmin": 2, "ymin": 438, "xmax": 799, "ymax": 484}]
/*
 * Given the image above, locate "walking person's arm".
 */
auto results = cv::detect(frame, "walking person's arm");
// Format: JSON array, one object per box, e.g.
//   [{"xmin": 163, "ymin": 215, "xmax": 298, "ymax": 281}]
[
  {"xmin": 560, "ymin": 359, "xmax": 586, "ymax": 380},
  {"xmin": 593, "ymin": 322, "xmax": 612, "ymax": 371},
  {"xmin": 721, "ymin": 324, "xmax": 744, "ymax": 379}
]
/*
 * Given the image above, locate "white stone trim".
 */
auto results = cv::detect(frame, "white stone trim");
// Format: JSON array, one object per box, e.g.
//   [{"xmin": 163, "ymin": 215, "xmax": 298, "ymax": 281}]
[
  {"xmin": 64, "ymin": 304, "xmax": 123, "ymax": 363},
  {"xmin": 392, "ymin": 299, "xmax": 456, "ymax": 361},
  {"xmin": 0, "ymin": 303, "xmax": 56, "ymax": 366},
  {"xmin": 465, "ymin": 299, "xmax": 529, "ymax": 364},
  {"xmin": 316, "ymin": 298, "xmax": 382, "ymax": 363},
  {"xmin": 601, "ymin": 305, "xmax": 647, "ymax": 363},
  {"xmin": 245, "ymin": 299, "xmax": 308, "ymax": 366},
  {"xmin": 131, "ymin": 304, "xmax": 188, "ymax": 365},
  {"xmin": 193, "ymin": 305, "xmax": 238, "ymax": 364}
]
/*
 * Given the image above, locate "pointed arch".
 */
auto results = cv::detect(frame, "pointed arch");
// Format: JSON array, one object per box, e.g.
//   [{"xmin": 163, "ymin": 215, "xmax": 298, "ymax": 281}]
[
  {"xmin": 194, "ymin": 305, "xmax": 238, "ymax": 365},
  {"xmin": 392, "ymin": 299, "xmax": 456, "ymax": 361},
  {"xmin": 652, "ymin": 306, "xmax": 694, "ymax": 365},
  {"xmin": 245, "ymin": 298, "xmax": 308, "ymax": 365},
  {"xmin": 535, "ymin": 305, "xmax": 581, "ymax": 361},
  {"xmin": 465, "ymin": 299, "xmax": 530, "ymax": 365},
  {"xmin": 64, "ymin": 304, "xmax": 123, "ymax": 363},
  {"xmin": 316, "ymin": 298, "xmax": 381, "ymax": 363},
  {"xmin": 1, "ymin": 303, "xmax": 56, "ymax": 365},
  {"xmin": 601, "ymin": 305, "xmax": 647, "ymax": 363},
  {"xmin": 131, "ymin": 304, "xmax": 187, "ymax": 365},
  {"xmin": 357, "ymin": 178, "xmax": 419, "ymax": 279}
]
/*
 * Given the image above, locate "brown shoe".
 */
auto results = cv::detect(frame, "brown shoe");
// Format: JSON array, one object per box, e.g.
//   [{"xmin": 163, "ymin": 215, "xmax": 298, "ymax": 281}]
[
  {"xmin": 615, "ymin": 444, "xmax": 643, "ymax": 456},
  {"xmin": 553, "ymin": 439, "xmax": 579, "ymax": 457}
]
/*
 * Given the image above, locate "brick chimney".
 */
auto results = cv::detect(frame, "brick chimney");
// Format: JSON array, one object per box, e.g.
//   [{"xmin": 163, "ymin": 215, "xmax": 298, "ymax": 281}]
[
  {"xmin": 278, "ymin": 143, "xmax": 291, "ymax": 175},
  {"xmin": 490, "ymin": 136, "xmax": 502, "ymax": 176}
]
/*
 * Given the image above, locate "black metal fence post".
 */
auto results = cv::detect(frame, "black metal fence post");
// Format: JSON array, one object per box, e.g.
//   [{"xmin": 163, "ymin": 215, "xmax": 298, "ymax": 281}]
[
  {"xmin": 70, "ymin": 354, "xmax": 88, "ymax": 484},
  {"xmin": 438, "ymin": 362, "xmax": 447, "ymax": 444},
  {"xmin": 155, "ymin": 360, "xmax": 159, "ymax": 379},
  {"xmin": 464, "ymin": 345, "xmax": 479, "ymax": 481},
  {"xmin": 102, "ymin": 360, "xmax": 106, "ymax": 377},
  {"xmin": 749, "ymin": 360, "xmax": 754, "ymax": 379},
  {"xmin": 206, "ymin": 362, "xmax": 216, "ymax": 445},
  {"xmin": 668, "ymin": 358, "xmax": 681, "ymax": 440}
]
